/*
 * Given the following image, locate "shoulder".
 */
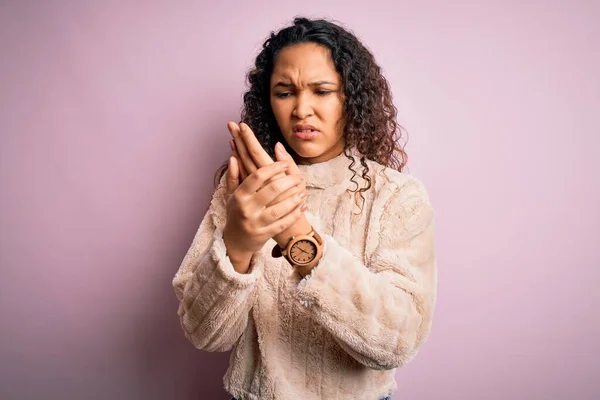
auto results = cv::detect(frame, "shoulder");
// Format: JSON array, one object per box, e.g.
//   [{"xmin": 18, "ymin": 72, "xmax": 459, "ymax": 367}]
[
  {"xmin": 363, "ymin": 160, "xmax": 434, "ymax": 237},
  {"xmin": 364, "ymin": 159, "xmax": 431, "ymax": 204}
]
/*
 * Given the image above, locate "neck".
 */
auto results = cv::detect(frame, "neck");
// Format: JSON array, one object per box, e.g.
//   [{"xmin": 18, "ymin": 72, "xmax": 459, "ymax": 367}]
[{"xmin": 296, "ymin": 146, "xmax": 363, "ymax": 189}]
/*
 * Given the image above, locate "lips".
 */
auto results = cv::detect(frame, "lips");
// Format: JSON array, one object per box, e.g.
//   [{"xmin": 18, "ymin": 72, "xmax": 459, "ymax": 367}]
[
  {"xmin": 293, "ymin": 124, "xmax": 319, "ymax": 133},
  {"xmin": 293, "ymin": 124, "xmax": 320, "ymax": 140}
]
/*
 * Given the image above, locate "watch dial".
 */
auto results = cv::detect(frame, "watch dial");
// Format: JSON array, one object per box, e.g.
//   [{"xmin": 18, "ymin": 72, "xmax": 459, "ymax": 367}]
[{"xmin": 290, "ymin": 240, "xmax": 317, "ymax": 264}]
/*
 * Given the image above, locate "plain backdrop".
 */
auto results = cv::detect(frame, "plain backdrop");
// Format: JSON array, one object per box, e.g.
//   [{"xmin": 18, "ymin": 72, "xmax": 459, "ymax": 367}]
[{"xmin": 1, "ymin": 0, "xmax": 599, "ymax": 399}]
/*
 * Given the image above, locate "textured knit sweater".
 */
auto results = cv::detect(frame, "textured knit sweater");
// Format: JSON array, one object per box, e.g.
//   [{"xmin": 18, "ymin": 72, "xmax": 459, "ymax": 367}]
[{"xmin": 172, "ymin": 149, "xmax": 437, "ymax": 400}]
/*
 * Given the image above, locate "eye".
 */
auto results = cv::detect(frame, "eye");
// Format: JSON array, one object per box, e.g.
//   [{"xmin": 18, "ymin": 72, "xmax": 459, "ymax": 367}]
[
  {"xmin": 274, "ymin": 92, "xmax": 292, "ymax": 98},
  {"xmin": 315, "ymin": 90, "xmax": 333, "ymax": 96}
]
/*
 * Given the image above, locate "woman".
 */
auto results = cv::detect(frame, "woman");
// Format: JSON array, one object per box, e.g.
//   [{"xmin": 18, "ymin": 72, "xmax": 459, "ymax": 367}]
[{"xmin": 173, "ymin": 17, "xmax": 437, "ymax": 400}]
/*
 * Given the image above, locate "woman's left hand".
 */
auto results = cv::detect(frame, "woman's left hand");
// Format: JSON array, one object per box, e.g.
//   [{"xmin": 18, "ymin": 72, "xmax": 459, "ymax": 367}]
[
  {"xmin": 227, "ymin": 121, "xmax": 312, "ymax": 249},
  {"xmin": 227, "ymin": 122, "xmax": 271, "ymax": 180},
  {"xmin": 227, "ymin": 122, "xmax": 306, "ymax": 204}
]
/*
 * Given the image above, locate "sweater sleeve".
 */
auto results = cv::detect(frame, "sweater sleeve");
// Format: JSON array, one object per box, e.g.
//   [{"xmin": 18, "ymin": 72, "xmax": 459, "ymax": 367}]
[
  {"xmin": 172, "ymin": 176, "xmax": 264, "ymax": 352},
  {"xmin": 296, "ymin": 177, "xmax": 437, "ymax": 370}
]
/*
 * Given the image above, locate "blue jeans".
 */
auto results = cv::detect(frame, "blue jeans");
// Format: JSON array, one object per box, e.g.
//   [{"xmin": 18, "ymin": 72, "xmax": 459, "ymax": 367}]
[{"xmin": 231, "ymin": 397, "xmax": 392, "ymax": 400}]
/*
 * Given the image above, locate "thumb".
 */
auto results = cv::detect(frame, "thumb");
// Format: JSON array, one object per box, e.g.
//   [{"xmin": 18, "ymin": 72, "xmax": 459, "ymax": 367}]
[
  {"xmin": 226, "ymin": 156, "xmax": 240, "ymax": 196},
  {"xmin": 275, "ymin": 142, "xmax": 301, "ymax": 175}
]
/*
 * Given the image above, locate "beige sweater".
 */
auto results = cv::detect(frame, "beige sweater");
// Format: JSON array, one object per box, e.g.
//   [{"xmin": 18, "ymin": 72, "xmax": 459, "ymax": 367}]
[{"xmin": 172, "ymin": 149, "xmax": 437, "ymax": 400}]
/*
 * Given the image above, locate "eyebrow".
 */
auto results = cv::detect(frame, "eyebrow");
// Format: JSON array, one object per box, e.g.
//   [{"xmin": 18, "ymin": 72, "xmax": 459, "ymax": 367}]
[{"xmin": 272, "ymin": 80, "xmax": 337, "ymax": 89}]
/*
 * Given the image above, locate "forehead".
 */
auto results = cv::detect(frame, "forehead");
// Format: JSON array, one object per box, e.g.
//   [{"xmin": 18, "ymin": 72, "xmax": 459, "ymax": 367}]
[{"xmin": 271, "ymin": 42, "xmax": 339, "ymax": 83}]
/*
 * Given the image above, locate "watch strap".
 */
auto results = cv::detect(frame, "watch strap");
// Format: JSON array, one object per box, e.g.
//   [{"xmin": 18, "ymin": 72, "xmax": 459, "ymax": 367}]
[{"xmin": 271, "ymin": 244, "xmax": 283, "ymax": 258}]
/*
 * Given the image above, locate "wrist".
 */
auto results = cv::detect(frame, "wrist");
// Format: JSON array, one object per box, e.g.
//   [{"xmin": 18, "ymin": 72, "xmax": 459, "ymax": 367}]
[
  {"xmin": 227, "ymin": 250, "xmax": 253, "ymax": 263},
  {"xmin": 227, "ymin": 251, "xmax": 254, "ymax": 274},
  {"xmin": 274, "ymin": 215, "xmax": 312, "ymax": 247},
  {"xmin": 272, "ymin": 223, "xmax": 324, "ymax": 274},
  {"xmin": 223, "ymin": 234, "xmax": 254, "ymax": 273},
  {"xmin": 296, "ymin": 264, "xmax": 314, "ymax": 278}
]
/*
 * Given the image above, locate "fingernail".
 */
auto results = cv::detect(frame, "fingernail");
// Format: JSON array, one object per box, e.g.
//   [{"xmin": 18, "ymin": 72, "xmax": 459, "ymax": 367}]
[
  {"xmin": 301, "ymin": 204, "xmax": 308, "ymax": 211},
  {"xmin": 300, "ymin": 191, "xmax": 307, "ymax": 199},
  {"xmin": 276, "ymin": 142, "xmax": 286, "ymax": 153}
]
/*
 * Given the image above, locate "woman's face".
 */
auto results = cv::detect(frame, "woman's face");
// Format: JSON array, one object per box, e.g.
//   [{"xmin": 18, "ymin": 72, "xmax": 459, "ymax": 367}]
[{"xmin": 270, "ymin": 42, "xmax": 345, "ymax": 165}]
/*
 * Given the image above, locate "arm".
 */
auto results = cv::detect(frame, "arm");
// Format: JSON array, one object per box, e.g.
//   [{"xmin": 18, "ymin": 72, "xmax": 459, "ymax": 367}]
[
  {"xmin": 172, "ymin": 176, "xmax": 263, "ymax": 352},
  {"xmin": 296, "ymin": 178, "xmax": 437, "ymax": 370}
]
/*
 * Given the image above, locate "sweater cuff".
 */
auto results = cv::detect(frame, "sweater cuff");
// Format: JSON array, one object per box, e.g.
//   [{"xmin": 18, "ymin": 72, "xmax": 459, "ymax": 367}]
[{"xmin": 211, "ymin": 226, "xmax": 263, "ymax": 288}]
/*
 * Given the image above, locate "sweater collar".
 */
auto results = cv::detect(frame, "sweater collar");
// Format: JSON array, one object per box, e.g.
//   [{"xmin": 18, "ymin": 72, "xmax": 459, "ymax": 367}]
[{"xmin": 296, "ymin": 147, "xmax": 361, "ymax": 189}]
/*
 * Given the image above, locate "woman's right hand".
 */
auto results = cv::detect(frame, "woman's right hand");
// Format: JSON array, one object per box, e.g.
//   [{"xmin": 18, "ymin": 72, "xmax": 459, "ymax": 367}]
[{"xmin": 223, "ymin": 158, "xmax": 307, "ymax": 270}]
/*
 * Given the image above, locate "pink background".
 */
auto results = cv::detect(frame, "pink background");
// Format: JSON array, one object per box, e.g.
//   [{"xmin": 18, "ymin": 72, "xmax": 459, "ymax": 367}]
[{"xmin": 1, "ymin": 1, "xmax": 599, "ymax": 399}]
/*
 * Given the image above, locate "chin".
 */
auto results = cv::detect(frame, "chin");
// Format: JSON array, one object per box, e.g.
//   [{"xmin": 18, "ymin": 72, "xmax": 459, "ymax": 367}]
[{"xmin": 288, "ymin": 140, "xmax": 326, "ymax": 159}]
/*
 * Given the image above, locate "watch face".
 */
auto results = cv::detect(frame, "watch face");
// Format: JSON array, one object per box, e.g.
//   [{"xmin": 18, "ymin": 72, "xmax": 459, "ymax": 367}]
[{"xmin": 290, "ymin": 239, "xmax": 317, "ymax": 265}]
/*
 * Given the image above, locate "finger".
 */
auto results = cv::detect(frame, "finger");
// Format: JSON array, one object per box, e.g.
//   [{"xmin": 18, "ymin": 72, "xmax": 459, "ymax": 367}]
[
  {"xmin": 230, "ymin": 140, "xmax": 248, "ymax": 180},
  {"xmin": 235, "ymin": 154, "xmax": 248, "ymax": 181},
  {"xmin": 229, "ymin": 122, "xmax": 256, "ymax": 174},
  {"xmin": 239, "ymin": 122, "xmax": 273, "ymax": 167},
  {"xmin": 253, "ymin": 174, "xmax": 306, "ymax": 207},
  {"xmin": 265, "ymin": 178, "xmax": 301, "ymax": 207},
  {"xmin": 260, "ymin": 202, "xmax": 308, "ymax": 238},
  {"xmin": 228, "ymin": 122, "xmax": 258, "ymax": 174},
  {"xmin": 265, "ymin": 144, "xmax": 304, "ymax": 204},
  {"xmin": 260, "ymin": 187, "xmax": 307, "ymax": 226},
  {"xmin": 238, "ymin": 157, "xmax": 248, "ymax": 180},
  {"xmin": 239, "ymin": 161, "xmax": 290, "ymax": 194},
  {"xmin": 233, "ymin": 139, "xmax": 283, "ymax": 193},
  {"xmin": 275, "ymin": 142, "xmax": 303, "ymax": 176},
  {"xmin": 226, "ymin": 157, "xmax": 240, "ymax": 196}
]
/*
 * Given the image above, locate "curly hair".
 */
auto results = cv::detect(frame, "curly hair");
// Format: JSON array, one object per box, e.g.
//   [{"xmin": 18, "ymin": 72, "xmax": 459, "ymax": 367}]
[{"xmin": 217, "ymin": 17, "xmax": 408, "ymax": 204}]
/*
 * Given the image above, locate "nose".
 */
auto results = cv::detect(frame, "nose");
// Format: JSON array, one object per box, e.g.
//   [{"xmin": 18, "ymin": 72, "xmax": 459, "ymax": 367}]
[{"xmin": 292, "ymin": 92, "xmax": 314, "ymax": 119}]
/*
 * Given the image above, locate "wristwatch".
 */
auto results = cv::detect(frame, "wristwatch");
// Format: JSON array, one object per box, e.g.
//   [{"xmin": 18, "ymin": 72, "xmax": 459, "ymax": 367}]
[{"xmin": 271, "ymin": 227, "xmax": 324, "ymax": 270}]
